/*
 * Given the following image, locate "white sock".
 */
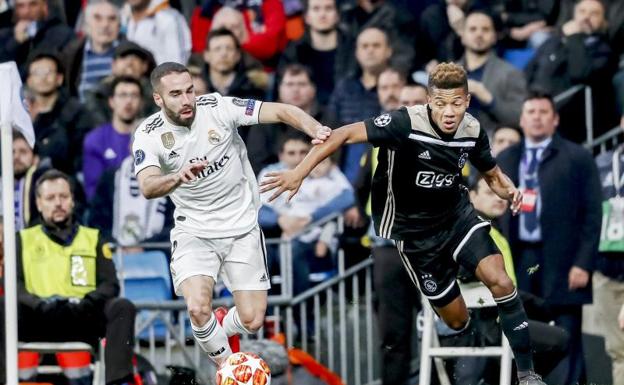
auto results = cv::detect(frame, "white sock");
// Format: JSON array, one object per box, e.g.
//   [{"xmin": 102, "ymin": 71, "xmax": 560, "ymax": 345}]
[
  {"xmin": 223, "ymin": 306, "xmax": 254, "ymax": 337},
  {"xmin": 191, "ymin": 313, "xmax": 232, "ymax": 364}
]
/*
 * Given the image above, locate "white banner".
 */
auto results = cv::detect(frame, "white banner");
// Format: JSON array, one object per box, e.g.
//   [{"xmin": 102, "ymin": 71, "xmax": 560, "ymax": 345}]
[{"xmin": 0, "ymin": 61, "xmax": 35, "ymax": 147}]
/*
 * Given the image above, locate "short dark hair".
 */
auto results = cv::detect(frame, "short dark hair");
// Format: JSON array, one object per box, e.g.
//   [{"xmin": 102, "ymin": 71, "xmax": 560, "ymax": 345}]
[
  {"xmin": 279, "ymin": 131, "xmax": 310, "ymax": 153},
  {"xmin": 468, "ymin": 174, "xmax": 485, "ymax": 192},
  {"xmin": 110, "ymin": 75, "xmax": 142, "ymax": 97},
  {"xmin": 27, "ymin": 50, "xmax": 65, "ymax": 77},
  {"xmin": 357, "ymin": 26, "xmax": 390, "ymax": 47},
  {"xmin": 150, "ymin": 62, "xmax": 189, "ymax": 91},
  {"xmin": 524, "ymin": 89, "xmax": 557, "ymax": 112},
  {"xmin": 304, "ymin": 0, "xmax": 337, "ymax": 12},
  {"xmin": 428, "ymin": 62, "xmax": 468, "ymax": 93},
  {"xmin": 35, "ymin": 169, "xmax": 73, "ymax": 197},
  {"xmin": 279, "ymin": 63, "xmax": 314, "ymax": 85},
  {"xmin": 206, "ymin": 28, "xmax": 241, "ymax": 51}
]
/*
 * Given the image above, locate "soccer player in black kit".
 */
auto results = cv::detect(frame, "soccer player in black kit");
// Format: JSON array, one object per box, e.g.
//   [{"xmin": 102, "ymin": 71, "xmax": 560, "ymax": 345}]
[{"xmin": 261, "ymin": 62, "xmax": 546, "ymax": 385}]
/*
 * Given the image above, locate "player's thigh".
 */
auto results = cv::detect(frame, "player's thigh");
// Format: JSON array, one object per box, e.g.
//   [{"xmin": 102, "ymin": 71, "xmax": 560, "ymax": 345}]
[
  {"xmin": 396, "ymin": 239, "xmax": 461, "ymax": 309},
  {"xmin": 170, "ymin": 229, "xmax": 221, "ymax": 297},
  {"xmin": 222, "ymin": 226, "xmax": 271, "ymax": 292}
]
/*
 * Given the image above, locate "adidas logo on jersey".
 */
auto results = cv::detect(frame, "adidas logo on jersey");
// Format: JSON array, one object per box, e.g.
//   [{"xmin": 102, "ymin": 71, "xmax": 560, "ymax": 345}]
[
  {"xmin": 418, "ymin": 150, "xmax": 432, "ymax": 160},
  {"xmin": 168, "ymin": 151, "xmax": 180, "ymax": 160},
  {"xmin": 513, "ymin": 321, "xmax": 529, "ymax": 331},
  {"xmin": 260, "ymin": 273, "xmax": 268, "ymax": 282}
]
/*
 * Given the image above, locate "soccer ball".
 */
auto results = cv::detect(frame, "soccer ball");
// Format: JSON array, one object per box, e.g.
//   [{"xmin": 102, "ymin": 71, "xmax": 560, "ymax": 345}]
[{"xmin": 216, "ymin": 352, "xmax": 271, "ymax": 385}]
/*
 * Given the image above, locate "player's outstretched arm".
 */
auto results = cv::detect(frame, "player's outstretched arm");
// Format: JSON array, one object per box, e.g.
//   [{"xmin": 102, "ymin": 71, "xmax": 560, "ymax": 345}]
[
  {"xmin": 482, "ymin": 165, "xmax": 523, "ymax": 215},
  {"xmin": 258, "ymin": 102, "xmax": 331, "ymax": 144},
  {"xmin": 260, "ymin": 122, "xmax": 368, "ymax": 201},
  {"xmin": 137, "ymin": 161, "xmax": 209, "ymax": 199}
]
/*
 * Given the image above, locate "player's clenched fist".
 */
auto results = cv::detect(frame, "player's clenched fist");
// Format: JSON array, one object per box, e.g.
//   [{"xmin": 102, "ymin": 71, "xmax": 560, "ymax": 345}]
[{"xmin": 177, "ymin": 160, "xmax": 209, "ymax": 183}]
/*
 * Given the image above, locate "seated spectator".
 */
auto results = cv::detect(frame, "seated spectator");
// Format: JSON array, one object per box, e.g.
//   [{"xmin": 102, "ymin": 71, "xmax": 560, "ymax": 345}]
[
  {"xmin": 491, "ymin": 0, "xmax": 556, "ymax": 49},
  {"xmin": 525, "ymin": 0, "xmax": 618, "ymax": 142},
  {"xmin": 325, "ymin": 26, "xmax": 391, "ymax": 183},
  {"xmin": 247, "ymin": 64, "xmax": 323, "ymax": 174},
  {"xmin": 25, "ymin": 51, "xmax": 92, "ymax": 174},
  {"xmin": 398, "ymin": 80, "xmax": 428, "ymax": 107},
  {"xmin": 122, "ymin": 0, "xmax": 191, "ymax": 64},
  {"xmin": 280, "ymin": 0, "xmax": 354, "ymax": 105},
  {"xmin": 88, "ymin": 153, "xmax": 174, "ymax": 248},
  {"xmin": 201, "ymin": 28, "xmax": 265, "ymax": 100},
  {"xmin": 377, "ymin": 67, "xmax": 405, "ymax": 113},
  {"xmin": 460, "ymin": 10, "xmax": 527, "ymax": 134},
  {"xmin": 62, "ymin": 0, "xmax": 122, "ymax": 100},
  {"xmin": 0, "ymin": 0, "xmax": 74, "ymax": 72},
  {"xmin": 491, "ymin": 125, "xmax": 522, "ymax": 157},
  {"xmin": 84, "ymin": 41, "xmax": 156, "ymax": 127},
  {"xmin": 188, "ymin": 63, "xmax": 209, "ymax": 95},
  {"xmin": 190, "ymin": 0, "xmax": 287, "ymax": 66},
  {"xmin": 82, "ymin": 76, "xmax": 143, "ymax": 200},
  {"xmin": 258, "ymin": 132, "xmax": 354, "ymax": 296},
  {"xmin": 0, "ymin": 170, "xmax": 137, "ymax": 385}
]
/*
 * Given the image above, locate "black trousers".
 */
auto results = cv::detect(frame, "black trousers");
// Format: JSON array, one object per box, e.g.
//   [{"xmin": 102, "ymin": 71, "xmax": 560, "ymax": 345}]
[
  {"xmin": 373, "ymin": 246, "xmax": 422, "ymax": 385},
  {"xmin": 0, "ymin": 297, "xmax": 136, "ymax": 384}
]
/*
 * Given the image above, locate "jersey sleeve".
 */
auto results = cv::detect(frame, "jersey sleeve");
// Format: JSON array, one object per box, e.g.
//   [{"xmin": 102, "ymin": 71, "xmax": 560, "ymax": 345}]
[
  {"xmin": 469, "ymin": 128, "xmax": 497, "ymax": 172},
  {"xmin": 219, "ymin": 95, "xmax": 263, "ymax": 128},
  {"xmin": 132, "ymin": 132, "xmax": 161, "ymax": 176},
  {"xmin": 364, "ymin": 107, "xmax": 412, "ymax": 149}
]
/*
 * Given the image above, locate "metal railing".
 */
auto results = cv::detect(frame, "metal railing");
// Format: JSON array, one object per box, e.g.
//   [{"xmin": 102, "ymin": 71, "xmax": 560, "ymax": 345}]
[{"xmin": 553, "ymin": 85, "xmax": 595, "ymax": 146}]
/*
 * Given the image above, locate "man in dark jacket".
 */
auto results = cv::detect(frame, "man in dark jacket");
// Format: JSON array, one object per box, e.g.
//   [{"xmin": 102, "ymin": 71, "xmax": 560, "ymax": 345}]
[
  {"xmin": 497, "ymin": 91, "xmax": 602, "ymax": 385},
  {"xmin": 0, "ymin": 0, "xmax": 74, "ymax": 72}
]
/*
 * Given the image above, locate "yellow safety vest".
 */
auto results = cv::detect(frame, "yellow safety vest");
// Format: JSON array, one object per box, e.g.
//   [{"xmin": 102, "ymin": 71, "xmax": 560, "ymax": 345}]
[
  {"xmin": 489, "ymin": 226, "xmax": 517, "ymax": 286},
  {"xmin": 20, "ymin": 225, "xmax": 100, "ymax": 299}
]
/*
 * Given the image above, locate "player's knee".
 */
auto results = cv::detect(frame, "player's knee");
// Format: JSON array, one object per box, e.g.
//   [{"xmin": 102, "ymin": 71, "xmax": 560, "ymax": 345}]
[
  {"xmin": 446, "ymin": 318, "xmax": 469, "ymax": 331},
  {"xmin": 238, "ymin": 309, "xmax": 264, "ymax": 332},
  {"xmin": 493, "ymin": 272, "xmax": 515, "ymax": 294}
]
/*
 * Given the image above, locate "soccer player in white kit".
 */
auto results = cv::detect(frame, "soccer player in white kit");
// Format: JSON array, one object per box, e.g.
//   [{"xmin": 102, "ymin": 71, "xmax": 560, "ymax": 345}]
[{"xmin": 133, "ymin": 62, "xmax": 330, "ymax": 364}]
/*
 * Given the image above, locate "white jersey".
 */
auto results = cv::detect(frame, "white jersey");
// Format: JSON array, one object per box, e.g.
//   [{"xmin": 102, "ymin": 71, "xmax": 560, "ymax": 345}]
[{"xmin": 133, "ymin": 93, "xmax": 262, "ymax": 239}]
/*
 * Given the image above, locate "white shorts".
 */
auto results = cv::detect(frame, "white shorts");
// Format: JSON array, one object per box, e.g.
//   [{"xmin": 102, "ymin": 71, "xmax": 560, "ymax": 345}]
[{"xmin": 169, "ymin": 225, "xmax": 271, "ymax": 296}]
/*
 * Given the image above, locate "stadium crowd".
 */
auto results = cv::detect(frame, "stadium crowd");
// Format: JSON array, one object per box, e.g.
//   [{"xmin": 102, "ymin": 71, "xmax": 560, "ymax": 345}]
[{"xmin": 1, "ymin": 0, "xmax": 624, "ymax": 384}]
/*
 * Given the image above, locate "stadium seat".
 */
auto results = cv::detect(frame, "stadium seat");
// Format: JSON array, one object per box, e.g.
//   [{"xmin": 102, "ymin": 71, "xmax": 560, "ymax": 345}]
[
  {"xmin": 418, "ymin": 282, "xmax": 513, "ymax": 385},
  {"xmin": 115, "ymin": 251, "xmax": 173, "ymax": 340},
  {"xmin": 503, "ymin": 48, "xmax": 536, "ymax": 70}
]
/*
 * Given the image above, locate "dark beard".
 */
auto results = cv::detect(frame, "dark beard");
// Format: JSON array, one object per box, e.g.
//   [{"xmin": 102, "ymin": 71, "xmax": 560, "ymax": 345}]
[
  {"xmin": 313, "ymin": 27, "xmax": 336, "ymax": 35},
  {"xmin": 164, "ymin": 104, "xmax": 196, "ymax": 127},
  {"xmin": 120, "ymin": 116, "xmax": 136, "ymax": 125}
]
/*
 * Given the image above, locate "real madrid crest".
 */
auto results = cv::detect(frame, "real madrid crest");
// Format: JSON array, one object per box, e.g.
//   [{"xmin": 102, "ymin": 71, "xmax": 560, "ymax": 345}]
[
  {"xmin": 208, "ymin": 130, "xmax": 222, "ymax": 145},
  {"xmin": 161, "ymin": 132, "xmax": 175, "ymax": 149}
]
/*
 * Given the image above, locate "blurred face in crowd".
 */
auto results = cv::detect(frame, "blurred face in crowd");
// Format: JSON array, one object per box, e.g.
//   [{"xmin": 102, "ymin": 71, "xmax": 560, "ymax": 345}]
[
  {"xmin": 85, "ymin": 1, "xmax": 120, "ymax": 47},
  {"xmin": 462, "ymin": 12, "xmax": 496, "ymax": 55},
  {"xmin": 470, "ymin": 178, "xmax": 508, "ymax": 219},
  {"xmin": 519, "ymin": 98, "xmax": 558, "ymax": 142},
  {"xmin": 204, "ymin": 35, "xmax": 240, "ymax": 74},
  {"xmin": 110, "ymin": 81, "xmax": 142, "ymax": 123},
  {"xmin": 192, "ymin": 74, "xmax": 208, "ymax": 95},
  {"xmin": 13, "ymin": 137, "xmax": 36, "ymax": 178},
  {"xmin": 399, "ymin": 85, "xmax": 428, "ymax": 107},
  {"xmin": 112, "ymin": 54, "xmax": 148, "ymax": 78},
  {"xmin": 154, "ymin": 71, "xmax": 196, "ymax": 127},
  {"xmin": 573, "ymin": 0, "xmax": 606, "ymax": 33},
  {"xmin": 377, "ymin": 70, "xmax": 404, "ymax": 112},
  {"xmin": 15, "ymin": 0, "xmax": 48, "ymax": 22},
  {"xmin": 279, "ymin": 139, "xmax": 310, "ymax": 169},
  {"xmin": 355, "ymin": 28, "xmax": 392, "ymax": 74},
  {"xmin": 36, "ymin": 178, "xmax": 74, "ymax": 226},
  {"xmin": 211, "ymin": 7, "xmax": 247, "ymax": 44},
  {"xmin": 305, "ymin": 0, "xmax": 339, "ymax": 33},
  {"xmin": 428, "ymin": 86, "xmax": 470, "ymax": 133},
  {"xmin": 491, "ymin": 127, "xmax": 521, "ymax": 156},
  {"xmin": 27, "ymin": 58, "xmax": 62, "ymax": 96},
  {"xmin": 279, "ymin": 71, "xmax": 316, "ymax": 111}
]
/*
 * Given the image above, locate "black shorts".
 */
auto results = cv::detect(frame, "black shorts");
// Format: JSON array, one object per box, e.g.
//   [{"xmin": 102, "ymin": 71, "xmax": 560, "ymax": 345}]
[{"xmin": 396, "ymin": 212, "xmax": 500, "ymax": 308}]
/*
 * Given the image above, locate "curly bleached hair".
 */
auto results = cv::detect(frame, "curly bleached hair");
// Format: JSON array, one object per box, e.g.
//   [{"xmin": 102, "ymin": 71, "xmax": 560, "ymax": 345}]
[{"xmin": 428, "ymin": 62, "xmax": 468, "ymax": 93}]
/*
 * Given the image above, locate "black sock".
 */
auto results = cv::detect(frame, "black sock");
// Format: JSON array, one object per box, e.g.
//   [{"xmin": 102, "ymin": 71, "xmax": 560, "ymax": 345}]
[{"xmin": 495, "ymin": 288, "xmax": 534, "ymax": 373}]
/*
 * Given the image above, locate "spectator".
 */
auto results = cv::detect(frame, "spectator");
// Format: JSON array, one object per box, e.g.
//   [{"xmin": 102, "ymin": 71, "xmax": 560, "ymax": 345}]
[
  {"xmin": 25, "ymin": 51, "xmax": 92, "ymax": 174},
  {"xmin": 82, "ymin": 76, "xmax": 143, "ymax": 200},
  {"xmin": 593, "ymin": 145, "xmax": 624, "ymax": 385},
  {"xmin": 325, "ymin": 26, "xmax": 391, "ymax": 183},
  {"xmin": 376, "ymin": 67, "xmax": 405, "ymax": 113},
  {"xmin": 279, "ymin": 0, "xmax": 354, "ymax": 105},
  {"xmin": 188, "ymin": 63, "xmax": 209, "ymax": 95},
  {"xmin": 0, "ymin": 169, "xmax": 137, "ymax": 385},
  {"xmin": 525, "ymin": 0, "xmax": 618, "ymax": 142},
  {"xmin": 84, "ymin": 41, "xmax": 156, "ymax": 127},
  {"xmin": 398, "ymin": 81, "xmax": 428, "ymax": 107},
  {"xmin": 258, "ymin": 132, "xmax": 354, "ymax": 297},
  {"xmin": 0, "ymin": 0, "xmax": 74, "ymax": 71},
  {"xmin": 88, "ymin": 152, "xmax": 174, "ymax": 248},
  {"xmin": 459, "ymin": 10, "xmax": 527, "ymax": 134},
  {"xmin": 62, "ymin": 0, "xmax": 121, "ymax": 100},
  {"xmin": 247, "ymin": 64, "xmax": 323, "ymax": 174},
  {"xmin": 491, "ymin": 125, "xmax": 522, "ymax": 157},
  {"xmin": 497, "ymin": 92, "xmax": 602, "ymax": 385},
  {"xmin": 490, "ymin": 0, "xmax": 556, "ymax": 49},
  {"xmin": 201, "ymin": 28, "xmax": 265, "ymax": 100},
  {"xmin": 190, "ymin": 0, "xmax": 287, "ymax": 65},
  {"xmin": 0, "ymin": 0, "xmax": 12, "ymax": 29},
  {"xmin": 338, "ymin": 0, "xmax": 415, "ymax": 73},
  {"xmin": 122, "ymin": 0, "xmax": 191, "ymax": 65}
]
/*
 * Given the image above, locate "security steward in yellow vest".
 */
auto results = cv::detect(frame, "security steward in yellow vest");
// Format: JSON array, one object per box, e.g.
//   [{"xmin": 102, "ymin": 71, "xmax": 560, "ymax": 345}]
[{"xmin": 0, "ymin": 170, "xmax": 136, "ymax": 385}]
